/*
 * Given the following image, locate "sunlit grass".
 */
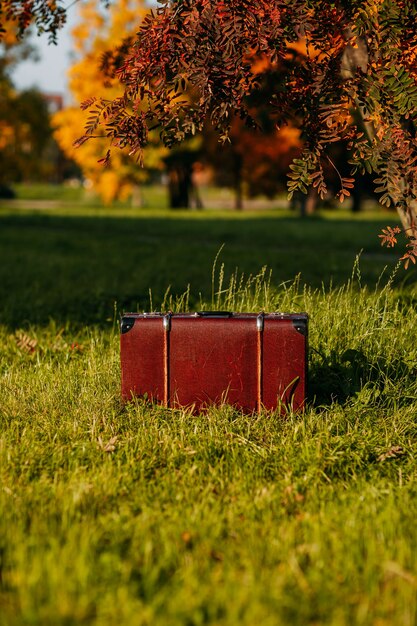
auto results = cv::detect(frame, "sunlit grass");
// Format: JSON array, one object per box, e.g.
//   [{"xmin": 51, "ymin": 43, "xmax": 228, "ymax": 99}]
[
  {"xmin": 1, "ymin": 199, "xmax": 417, "ymax": 624},
  {"xmin": 2, "ymin": 265, "xmax": 417, "ymax": 625}
]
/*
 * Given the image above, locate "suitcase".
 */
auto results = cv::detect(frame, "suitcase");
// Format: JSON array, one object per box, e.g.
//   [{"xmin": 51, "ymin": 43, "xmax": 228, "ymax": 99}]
[{"xmin": 120, "ymin": 311, "xmax": 308, "ymax": 413}]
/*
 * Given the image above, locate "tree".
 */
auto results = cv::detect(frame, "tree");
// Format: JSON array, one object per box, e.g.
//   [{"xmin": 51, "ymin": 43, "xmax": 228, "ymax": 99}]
[
  {"xmin": 53, "ymin": 0, "xmax": 167, "ymax": 204},
  {"xmin": 201, "ymin": 118, "xmax": 303, "ymax": 210},
  {"xmin": 0, "ymin": 17, "xmax": 59, "ymax": 192},
  {"xmin": 0, "ymin": 1, "xmax": 66, "ymax": 42},
  {"xmin": 200, "ymin": 47, "xmax": 307, "ymax": 210},
  {"xmin": 75, "ymin": 0, "xmax": 417, "ymax": 264},
  {"xmin": 0, "ymin": 87, "xmax": 57, "ymax": 186},
  {"xmin": 2, "ymin": 1, "xmax": 417, "ymax": 262}
]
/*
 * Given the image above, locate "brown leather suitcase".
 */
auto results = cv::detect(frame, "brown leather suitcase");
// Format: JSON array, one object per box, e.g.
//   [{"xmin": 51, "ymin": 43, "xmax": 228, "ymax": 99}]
[{"xmin": 120, "ymin": 312, "xmax": 308, "ymax": 413}]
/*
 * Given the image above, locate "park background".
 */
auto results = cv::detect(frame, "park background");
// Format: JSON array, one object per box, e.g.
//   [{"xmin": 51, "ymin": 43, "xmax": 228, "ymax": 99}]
[{"xmin": 2, "ymin": 2, "xmax": 417, "ymax": 625}]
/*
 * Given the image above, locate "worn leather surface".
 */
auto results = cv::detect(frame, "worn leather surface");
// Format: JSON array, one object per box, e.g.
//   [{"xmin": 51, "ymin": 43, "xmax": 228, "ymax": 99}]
[{"xmin": 121, "ymin": 313, "xmax": 307, "ymax": 413}]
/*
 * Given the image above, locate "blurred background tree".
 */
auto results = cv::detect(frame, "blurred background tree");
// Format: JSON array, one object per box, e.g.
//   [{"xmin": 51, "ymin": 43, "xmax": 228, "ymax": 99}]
[
  {"xmin": 0, "ymin": 19, "xmax": 70, "ymax": 197},
  {"xmin": 77, "ymin": 0, "xmax": 416, "ymax": 261},
  {"xmin": 0, "ymin": 0, "xmax": 66, "ymax": 42},
  {"xmin": 0, "ymin": 0, "xmax": 409, "ymax": 225},
  {"xmin": 52, "ymin": 0, "xmax": 170, "ymax": 206}
]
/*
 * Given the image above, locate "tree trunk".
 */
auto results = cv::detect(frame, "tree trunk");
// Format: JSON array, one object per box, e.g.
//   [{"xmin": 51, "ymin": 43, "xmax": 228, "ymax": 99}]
[
  {"xmin": 342, "ymin": 41, "xmax": 417, "ymax": 239},
  {"xmin": 234, "ymin": 153, "xmax": 243, "ymax": 210},
  {"xmin": 167, "ymin": 164, "xmax": 191, "ymax": 208},
  {"xmin": 293, "ymin": 189, "xmax": 317, "ymax": 217},
  {"xmin": 398, "ymin": 193, "xmax": 417, "ymax": 238},
  {"xmin": 131, "ymin": 185, "xmax": 143, "ymax": 208},
  {"xmin": 351, "ymin": 177, "xmax": 362, "ymax": 212}
]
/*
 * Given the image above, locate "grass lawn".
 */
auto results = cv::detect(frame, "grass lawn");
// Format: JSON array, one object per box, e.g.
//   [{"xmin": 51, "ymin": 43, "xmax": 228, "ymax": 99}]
[
  {"xmin": 0, "ymin": 198, "xmax": 411, "ymax": 327},
  {"xmin": 1, "ymin": 196, "xmax": 417, "ymax": 625}
]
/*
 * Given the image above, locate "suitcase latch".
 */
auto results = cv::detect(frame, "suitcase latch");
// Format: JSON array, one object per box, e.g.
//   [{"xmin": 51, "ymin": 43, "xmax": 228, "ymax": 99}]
[
  {"xmin": 163, "ymin": 313, "xmax": 172, "ymax": 331},
  {"xmin": 256, "ymin": 313, "xmax": 264, "ymax": 332}
]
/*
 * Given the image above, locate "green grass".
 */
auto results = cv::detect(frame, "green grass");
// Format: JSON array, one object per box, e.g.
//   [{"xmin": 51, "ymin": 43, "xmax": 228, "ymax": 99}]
[
  {"xmin": 1, "ymin": 198, "xmax": 417, "ymax": 625},
  {"xmin": 12, "ymin": 183, "xmax": 86, "ymax": 203},
  {"xmin": 11, "ymin": 183, "xmax": 169, "ymax": 209},
  {"xmin": 0, "ymin": 202, "xmax": 411, "ymax": 327}
]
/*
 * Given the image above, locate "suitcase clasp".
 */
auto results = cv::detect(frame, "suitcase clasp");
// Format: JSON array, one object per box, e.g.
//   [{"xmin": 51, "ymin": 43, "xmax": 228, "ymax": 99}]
[
  {"xmin": 163, "ymin": 313, "xmax": 172, "ymax": 331},
  {"xmin": 256, "ymin": 313, "xmax": 264, "ymax": 332}
]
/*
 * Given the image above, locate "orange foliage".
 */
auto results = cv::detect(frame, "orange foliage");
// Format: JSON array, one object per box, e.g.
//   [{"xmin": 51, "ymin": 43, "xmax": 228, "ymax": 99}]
[
  {"xmin": 232, "ymin": 123, "xmax": 303, "ymax": 198},
  {"xmin": 53, "ymin": 0, "xmax": 166, "ymax": 204}
]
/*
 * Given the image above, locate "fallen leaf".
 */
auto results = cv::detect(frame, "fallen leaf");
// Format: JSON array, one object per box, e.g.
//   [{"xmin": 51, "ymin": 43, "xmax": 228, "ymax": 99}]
[
  {"xmin": 15, "ymin": 332, "xmax": 37, "ymax": 353},
  {"xmin": 181, "ymin": 531, "xmax": 193, "ymax": 546},
  {"xmin": 377, "ymin": 446, "xmax": 405, "ymax": 462},
  {"xmin": 98, "ymin": 435, "xmax": 118, "ymax": 453}
]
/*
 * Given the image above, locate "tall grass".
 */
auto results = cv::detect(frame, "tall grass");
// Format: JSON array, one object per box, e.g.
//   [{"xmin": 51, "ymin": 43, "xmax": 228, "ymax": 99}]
[
  {"xmin": 2, "ymin": 262, "xmax": 417, "ymax": 625},
  {"xmin": 0, "ymin": 205, "xmax": 405, "ymax": 328}
]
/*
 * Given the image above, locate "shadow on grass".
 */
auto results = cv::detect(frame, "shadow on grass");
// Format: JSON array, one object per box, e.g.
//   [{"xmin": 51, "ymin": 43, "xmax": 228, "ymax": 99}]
[
  {"xmin": 309, "ymin": 348, "xmax": 416, "ymax": 408},
  {"xmin": 0, "ymin": 209, "xmax": 407, "ymax": 328}
]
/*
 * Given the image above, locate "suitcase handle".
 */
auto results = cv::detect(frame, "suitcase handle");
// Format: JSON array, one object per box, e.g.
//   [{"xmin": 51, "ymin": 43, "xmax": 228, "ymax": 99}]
[{"xmin": 196, "ymin": 311, "xmax": 233, "ymax": 318}]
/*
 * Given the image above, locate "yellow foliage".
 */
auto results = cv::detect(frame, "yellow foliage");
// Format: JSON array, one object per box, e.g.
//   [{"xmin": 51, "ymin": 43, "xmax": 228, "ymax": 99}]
[
  {"xmin": 53, "ymin": 0, "xmax": 166, "ymax": 204},
  {"xmin": 0, "ymin": 17, "xmax": 21, "ymax": 47},
  {"xmin": 0, "ymin": 122, "xmax": 14, "ymax": 149}
]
